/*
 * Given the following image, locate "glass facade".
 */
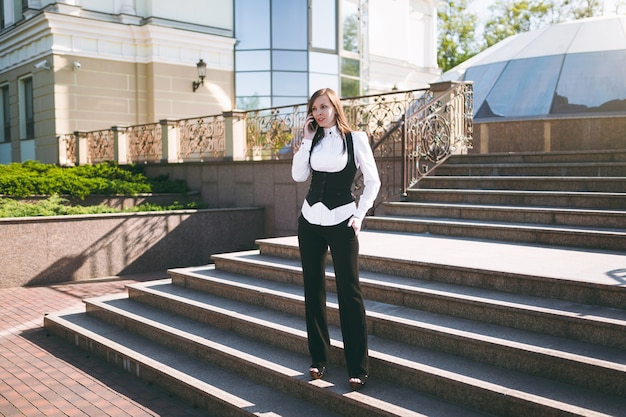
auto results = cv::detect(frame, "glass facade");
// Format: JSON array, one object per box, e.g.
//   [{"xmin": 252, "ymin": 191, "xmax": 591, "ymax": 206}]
[
  {"xmin": 234, "ymin": 0, "xmax": 365, "ymax": 109},
  {"xmin": 234, "ymin": 0, "xmax": 310, "ymax": 109}
]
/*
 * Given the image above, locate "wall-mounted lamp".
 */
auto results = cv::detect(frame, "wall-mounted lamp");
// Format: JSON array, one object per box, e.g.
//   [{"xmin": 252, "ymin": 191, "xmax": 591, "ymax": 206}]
[{"xmin": 192, "ymin": 58, "xmax": 207, "ymax": 92}]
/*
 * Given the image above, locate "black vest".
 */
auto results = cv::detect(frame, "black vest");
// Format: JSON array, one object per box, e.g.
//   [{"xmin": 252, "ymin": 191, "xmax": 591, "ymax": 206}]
[{"xmin": 305, "ymin": 132, "xmax": 357, "ymax": 210}]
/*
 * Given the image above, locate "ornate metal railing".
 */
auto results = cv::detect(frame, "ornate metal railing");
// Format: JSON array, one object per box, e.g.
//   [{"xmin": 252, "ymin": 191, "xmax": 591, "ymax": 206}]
[
  {"xmin": 58, "ymin": 82, "xmax": 473, "ymax": 205},
  {"xmin": 244, "ymin": 107, "xmax": 302, "ymax": 160},
  {"xmin": 402, "ymin": 82, "xmax": 473, "ymax": 196},
  {"xmin": 86, "ymin": 128, "xmax": 115, "ymax": 164},
  {"xmin": 177, "ymin": 115, "xmax": 225, "ymax": 161},
  {"xmin": 126, "ymin": 123, "xmax": 162, "ymax": 163}
]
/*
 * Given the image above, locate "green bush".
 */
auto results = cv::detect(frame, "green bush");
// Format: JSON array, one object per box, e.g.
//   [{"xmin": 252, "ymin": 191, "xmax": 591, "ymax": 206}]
[
  {"xmin": 0, "ymin": 161, "xmax": 188, "ymax": 199},
  {"xmin": 0, "ymin": 195, "xmax": 207, "ymax": 218},
  {"xmin": 0, "ymin": 161, "xmax": 201, "ymax": 217}
]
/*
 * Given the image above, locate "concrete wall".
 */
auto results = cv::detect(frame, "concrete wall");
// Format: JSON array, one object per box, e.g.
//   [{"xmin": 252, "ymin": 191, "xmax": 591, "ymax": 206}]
[
  {"xmin": 145, "ymin": 160, "xmax": 308, "ymax": 238},
  {"xmin": 0, "ymin": 207, "xmax": 264, "ymax": 288}
]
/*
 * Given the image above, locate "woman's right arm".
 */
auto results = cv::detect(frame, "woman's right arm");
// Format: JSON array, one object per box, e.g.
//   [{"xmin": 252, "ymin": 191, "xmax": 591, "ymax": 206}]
[{"xmin": 291, "ymin": 139, "xmax": 312, "ymax": 182}]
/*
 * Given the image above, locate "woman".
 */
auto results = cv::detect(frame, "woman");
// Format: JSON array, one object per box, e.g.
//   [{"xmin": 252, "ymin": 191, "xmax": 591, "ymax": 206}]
[{"xmin": 292, "ymin": 88, "xmax": 381, "ymax": 390}]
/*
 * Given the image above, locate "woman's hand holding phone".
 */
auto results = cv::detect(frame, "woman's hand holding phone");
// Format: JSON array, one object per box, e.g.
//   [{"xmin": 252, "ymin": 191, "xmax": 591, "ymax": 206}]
[{"xmin": 304, "ymin": 114, "xmax": 317, "ymax": 140}]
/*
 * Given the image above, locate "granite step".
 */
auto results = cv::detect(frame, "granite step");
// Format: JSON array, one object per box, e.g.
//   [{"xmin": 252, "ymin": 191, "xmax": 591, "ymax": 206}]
[
  {"xmin": 164, "ymin": 265, "xmax": 626, "ymax": 396},
  {"xmin": 401, "ymin": 188, "xmax": 626, "ymax": 210},
  {"xmin": 415, "ymin": 176, "xmax": 626, "ymax": 193},
  {"xmin": 381, "ymin": 201, "xmax": 626, "ymax": 229}
]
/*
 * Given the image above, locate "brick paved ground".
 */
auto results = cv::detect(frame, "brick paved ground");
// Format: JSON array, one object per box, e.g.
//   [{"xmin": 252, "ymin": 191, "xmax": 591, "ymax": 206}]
[{"xmin": 0, "ymin": 273, "xmax": 213, "ymax": 417}]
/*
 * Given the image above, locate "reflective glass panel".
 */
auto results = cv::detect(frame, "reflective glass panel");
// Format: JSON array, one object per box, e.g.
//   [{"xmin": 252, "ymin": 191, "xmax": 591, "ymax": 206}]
[
  {"xmin": 478, "ymin": 55, "xmax": 562, "ymax": 118},
  {"xmin": 273, "ymin": 50, "xmax": 307, "ymax": 71},
  {"xmin": 235, "ymin": 0, "xmax": 270, "ymax": 49},
  {"xmin": 312, "ymin": 0, "xmax": 337, "ymax": 50},
  {"xmin": 237, "ymin": 96, "xmax": 271, "ymax": 110},
  {"xmin": 272, "ymin": 71, "xmax": 308, "ymax": 96},
  {"xmin": 341, "ymin": 76, "xmax": 359, "ymax": 97},
  {"xmin": 310, "ymin": 73, "xmax": 340, "ymax": 94},
  {"xmin": 236, "ymin": 72, "xmax": 271, "ymax": 96},
  {"xmin": 272, "ymin": 0, "xmax": 307, "ymax": 49},
  {"xmin": 236, "ymin": 51, "xmax": 271, "ymax": 71},
  {"xmin": 552, "ymin": 50, "xmax": 626, "ymax": 114},
  {"xmin": 310, "ymin": 52, "xmax": 339, "ymax": 74},
  {"xmin": 342, "ymin": 0, "xmax": 359, "ymax": 53},
  {"xmin": 341, "ymin": 57, "xmax": 359, "ymax": 77},
  {"xmin": 273, "ymin": 96, "xmax": 308, "ymax": 107},
  {"xmin": 464, "ymin": 62, "xmax": 507, "ymax": 117}
]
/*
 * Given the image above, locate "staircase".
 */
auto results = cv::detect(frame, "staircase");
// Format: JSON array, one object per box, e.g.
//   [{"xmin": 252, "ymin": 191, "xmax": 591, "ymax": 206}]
[{"xmin": 44, "ymin": 149, "xmax": 626, "ymax": 417}]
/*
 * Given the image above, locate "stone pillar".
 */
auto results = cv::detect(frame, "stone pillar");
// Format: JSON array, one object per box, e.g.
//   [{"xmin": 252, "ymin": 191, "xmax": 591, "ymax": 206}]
[
  {"xmin": 75, "ymin": 131, "xmax": 89, "ymax": 165},
  {"xmin": 223, "ymin": 110, "xmax": 247, "ymax": 161},
  {"xmin": 112, "ymin": 126, "xmax": 128, "ymax": 165},
  {"xmin": 480, "ymin": 124, "xmax": 489, "ymax": 154},
  {"xmin": 161, "ymin": 119, "xmax": 179, "ymax": 163},
  {"xmin": 543, "ymin": 121, "xmax": 552, "ymax": 152}
]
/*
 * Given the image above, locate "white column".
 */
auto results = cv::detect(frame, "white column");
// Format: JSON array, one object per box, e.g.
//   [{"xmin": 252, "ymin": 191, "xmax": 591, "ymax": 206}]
[{"xmin": 118, "ymin": 0, "xmax": 136, "ymax": 14}]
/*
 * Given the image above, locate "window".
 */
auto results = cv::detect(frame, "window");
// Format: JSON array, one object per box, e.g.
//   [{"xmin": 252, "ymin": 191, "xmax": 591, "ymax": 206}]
[
  {"xmin": 1, "ymin": 85, "xmax": 10, "ymax": 142},
  {"xmin": 311, "ymin": 0, "xmax": 337, "ymax": 51},
  {"xmin": 340, "ymin": 0, "xmax": 362, "ymax": 97},
  {"xmin": 19, "ymin": 77, "xmax": 34, "ymax": 140},
  {"xmin": 272, "ymin": 0, "xmax": 307, "ymax": 49}
]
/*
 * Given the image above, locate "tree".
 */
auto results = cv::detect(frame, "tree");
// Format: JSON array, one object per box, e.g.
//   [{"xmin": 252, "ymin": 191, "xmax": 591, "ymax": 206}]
[
  {"xmin": 437, "ymin": 0, "xmax": 480, "ymax": 72},
  {"xmin": 483, "ymin": 0, "xmax": 552, "ymax": 47},
  {"xmin": 483, "ymin": 0, "xmax": 603, "ymax": 47},
  {"xmin": 437, "ymin": 0, "xmax": 605, "ymax": 72},
  {"xmin": 560, "ymin": 0, "xmax": 601, "ymax": 19}
]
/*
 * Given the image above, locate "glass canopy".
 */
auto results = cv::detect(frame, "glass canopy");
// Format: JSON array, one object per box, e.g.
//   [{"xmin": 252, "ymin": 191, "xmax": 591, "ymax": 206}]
[{"xmin": 441, "ymin": 16, "xmax": 626, "ymax": 119}]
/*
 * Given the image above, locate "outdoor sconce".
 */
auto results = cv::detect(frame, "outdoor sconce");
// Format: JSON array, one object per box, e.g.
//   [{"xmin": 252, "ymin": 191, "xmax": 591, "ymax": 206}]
[{"xmin": 192, "ymin": 58, "xmax": 207, "ymax": 92}]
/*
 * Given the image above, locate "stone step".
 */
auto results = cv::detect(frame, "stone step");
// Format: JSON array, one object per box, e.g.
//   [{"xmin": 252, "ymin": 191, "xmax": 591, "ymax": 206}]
[
  {"xmin": 446, "ymin": 150, "xmax": 626, "ymax": 165},
  {"xmin": 382, "ymin": 202, "xmax": 626, "ymax": 229},
  {"xmin": 415, "ymin": 176, "xmax": 626, "ymax": 192},
  {"xmin": 47, "ymin": 290, "xmax": 491, "ymax": 417},
  {"xmin": 364, "ymin": 215, "xmax": 626, "ymax": 252},
  {"xmin": 402, "ymin": 188, "xmax": 626, "ymax": 210},
  {"xmin": 201, "ymin": 257, "xmax": 626, "ymax": 393},
  {"xmin": 50, "ymin": 276, "xmax": 626, "ymax": 416},
  {"xmin": 433, "ymin": 162, "xmax": 626, "ymax": 177},
  {"xmin": 208, "ymin": 252, "xmax": 626, "ymax": 351},
  {"xmin": 43, "ymin": 305, "xmax": 343, "ymax": 417},
  {"xmin": 254, "ymin": 233, "xmax": 625, "ymax": 310},
  {"xmin": 103, "ymin": 275, "xmax": 626, "ymax": 417}
]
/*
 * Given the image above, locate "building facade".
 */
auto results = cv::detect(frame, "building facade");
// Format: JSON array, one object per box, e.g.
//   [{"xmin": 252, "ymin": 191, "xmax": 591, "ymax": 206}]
[{"xmin": 0, "ymin": 0, "xmax": 440, "ymax": 164}]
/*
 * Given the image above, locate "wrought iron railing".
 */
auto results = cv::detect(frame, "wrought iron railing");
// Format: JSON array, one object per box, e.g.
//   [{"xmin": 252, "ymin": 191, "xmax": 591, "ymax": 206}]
[
  {"xmin": 126, "ymin": 123, "xmax": 162, "ymax": 163},
  {"xmin": 177, "ymin": 115, "xmax": 225, "ymax": 162},
  {"xmin": 58, "ymin": 82, "xmax": 473, "ymax": 205}
]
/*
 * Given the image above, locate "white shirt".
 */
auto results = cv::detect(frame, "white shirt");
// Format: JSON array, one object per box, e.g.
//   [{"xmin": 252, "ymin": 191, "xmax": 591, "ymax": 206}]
[{"xmin": 292, "ymin": 126, "xmax": 381, "ymax": 226}]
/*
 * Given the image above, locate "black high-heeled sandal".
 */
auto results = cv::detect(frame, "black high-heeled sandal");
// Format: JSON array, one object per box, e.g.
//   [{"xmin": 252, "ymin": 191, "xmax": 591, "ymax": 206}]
[
  {"xmin": 309, "ymin": 365, "xmax": 327, "ymax": 380},
  {"xmin": 349, "ymin": 374, "xmax": 368, "ymax": 390}
]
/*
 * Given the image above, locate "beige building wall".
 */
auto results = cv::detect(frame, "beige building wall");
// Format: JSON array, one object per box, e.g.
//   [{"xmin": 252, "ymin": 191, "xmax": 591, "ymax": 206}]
[{"xmin": 0, "ymin": 3, "xmax": 235, "ymax": 164}]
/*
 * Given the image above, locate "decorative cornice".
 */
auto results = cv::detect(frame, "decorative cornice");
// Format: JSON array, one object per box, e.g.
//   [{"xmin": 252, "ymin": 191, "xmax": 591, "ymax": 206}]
[{"xmin": 0, "ymin": 12, "xmax": 235, "ymax": 72}]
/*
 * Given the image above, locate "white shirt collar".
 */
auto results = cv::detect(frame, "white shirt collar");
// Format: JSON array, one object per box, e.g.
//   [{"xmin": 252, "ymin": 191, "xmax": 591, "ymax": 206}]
[{"xmin": 323, "ymin": 125, "xmax": 340, "ymax": 137}]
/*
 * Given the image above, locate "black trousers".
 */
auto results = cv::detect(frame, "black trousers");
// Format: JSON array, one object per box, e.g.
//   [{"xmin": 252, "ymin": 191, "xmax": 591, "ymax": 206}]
[{"xmin": 297, "ymin": 215, "xmax": 369, "ymax": 378}]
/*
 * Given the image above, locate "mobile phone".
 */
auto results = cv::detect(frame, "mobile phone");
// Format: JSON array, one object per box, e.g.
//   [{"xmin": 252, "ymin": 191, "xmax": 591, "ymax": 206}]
[{"xmin": 311, "ymin": 119, "xmax": 318, "ymax": 129}]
